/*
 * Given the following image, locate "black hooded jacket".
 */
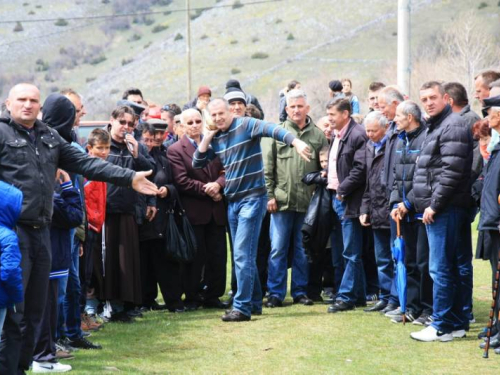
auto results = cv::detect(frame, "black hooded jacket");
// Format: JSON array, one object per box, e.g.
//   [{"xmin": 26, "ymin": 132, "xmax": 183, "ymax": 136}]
[
  {"xmin": 412, "ymin": 105, "xmax": 473, "ymax": 213},
  {"xmin": 42, "ymin": 93, "xmax": 76, "ymax": 143},
  {"xmin": 225, "ymin": 79, "xmax": 265, "ymax": 118}
]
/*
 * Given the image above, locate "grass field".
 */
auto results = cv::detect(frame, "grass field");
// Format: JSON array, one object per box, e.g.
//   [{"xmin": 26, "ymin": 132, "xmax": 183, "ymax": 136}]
[{"xmin": 58, "ymin": 256, "xmax": 499, "ymax": 375}]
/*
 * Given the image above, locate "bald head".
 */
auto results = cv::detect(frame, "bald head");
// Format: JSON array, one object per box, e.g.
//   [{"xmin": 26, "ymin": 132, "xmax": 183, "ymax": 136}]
[{"xmin": 6, "ymin": 83, "xmax": 41, "ymax": 128}]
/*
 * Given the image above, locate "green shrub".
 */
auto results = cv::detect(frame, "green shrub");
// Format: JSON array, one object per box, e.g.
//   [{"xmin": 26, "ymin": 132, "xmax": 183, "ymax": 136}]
[
  {"xmin": 200, "ymin": 34, "xmax": 208, "ymax": 40},
  {"xmin": 55, "ymin": 18, "xmax": 68, "ymax": 26},
  {"xmin": 251, "ymin": 52, "xmax": 269, "ymax": 59},
  {"xmin": 231, "ymin": 68, "xmax": 241, "ymax": 74},
  {"xmin": 86, "ymin": 77, "xmax": 96, "ymax": 83},
  {"xmin": 89, "ymin": 55, "xmax": 107, "ymax": 65},
  {"xmin": 287, "ymin": 33, "xmax": 294, "ymax": 41},
  {"xmin": 128, "ymin": 33, "xmax": 142, "ymax": 42},
  {"xmin": 478, "ymin": 1, "xmax": 488, "ymax": 9},
  {"xmin": 230, "ymin": 40, "xmax": 238, "ymax": 45},
  {"xmin": 28, "ymin": 10, "xmax": 35, "ymax": 15},
  {"xmin": 110, "ymin": 89, "xmax": 119, "ymax": 95},
  {"xmin": 252, "ymin": 36, "xmax": 259, "ymax": 43},
  {"xmin": 144, "ymin": 42, "xmax": 152, "ymax": 49},
  {"xmin": 35, "ymin": 59, "xmax": 49, "ymax": 72},
  {"xmin": 233, "ymin": 1, "xmax": 244, "ymax": 9},
  {"xmin": 13, "ymin": 22, "xmax": 23, "ymax": 32},
  {"xmin": 152, "ymin": 24, "xmax": 169, "ymax": 33},
  {"xmin": 275, "ymin": 18, "xmax": 282, "ymax": 24},
  {"xmin": 144, "ymin": 17, "xmax": 155, "ymax": 26},
  {"xmin": 174, "ymin": 33, "xmax": 183, "ymax": 41},
  {"xmin": 122, "ymin": 58, "xmax": 134, "ymax": 66}
]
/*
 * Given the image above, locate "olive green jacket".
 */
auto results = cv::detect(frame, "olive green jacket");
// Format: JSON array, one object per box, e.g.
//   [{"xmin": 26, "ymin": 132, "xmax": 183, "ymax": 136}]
[{"xmin": 263, "ymin": 117, "xmax": 328, "ymax": 213}]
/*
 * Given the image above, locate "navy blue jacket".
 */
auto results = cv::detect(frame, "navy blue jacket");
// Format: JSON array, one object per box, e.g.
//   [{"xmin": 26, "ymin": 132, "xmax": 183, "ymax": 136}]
[
  {"xmin": 479, "ymin": 143, "xmax": 500, "ymax": 231},
  {"xmin": 0, "ymin": 181, "xmax": 23, "ymax": 308},
  {"xmin": 50, "ymin": 181, "xmax": 83, "ymax": 279}
]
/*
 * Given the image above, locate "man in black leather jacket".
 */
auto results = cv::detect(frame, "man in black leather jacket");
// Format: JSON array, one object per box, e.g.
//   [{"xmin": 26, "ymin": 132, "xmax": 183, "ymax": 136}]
[{"xmin": 0, "ymin": 84, "xmax": 158, "ymax": 374}]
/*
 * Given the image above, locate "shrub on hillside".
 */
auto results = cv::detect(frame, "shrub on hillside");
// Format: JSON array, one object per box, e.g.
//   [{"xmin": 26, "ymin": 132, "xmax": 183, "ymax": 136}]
[
  {"xmin": 233, "ymin": 1, "xmax": 244, "ymax": 9},
  {"xmin": 152, "ymin": 24, "xmax": 169, "ymax": 33},
  {"xmin": 13, "ymin": 22, "xmax": 23, "ymax": 32},
  {"xmin": 55, "ymin": 18, "xmax": 68, "ymax": 26},
  {"xmin": 174, "ymin": 33, "xmax": 183, "ymax": 41},
  {"xmin": 251, "ymin": 52, "xmax": 269, "ymax": 59},
  {"xmin": 231, "ymin": 68, "xmax": 241, "ymax": 74}
]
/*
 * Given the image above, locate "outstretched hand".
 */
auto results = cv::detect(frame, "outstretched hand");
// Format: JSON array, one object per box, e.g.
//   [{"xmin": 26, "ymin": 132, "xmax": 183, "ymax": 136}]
[
  {"xmin": 292, "ymin": 139, "xmax": 311, "ymax": 162},
  {"xmin": 132, "ymin": 170, "xmax": 159, "ymax": 195}
]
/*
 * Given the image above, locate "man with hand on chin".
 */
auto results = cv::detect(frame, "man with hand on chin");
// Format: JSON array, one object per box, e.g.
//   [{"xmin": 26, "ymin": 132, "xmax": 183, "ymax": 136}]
[{"xmin": 193, "ymin": 98, "xmax": 311, "ymax": 322}]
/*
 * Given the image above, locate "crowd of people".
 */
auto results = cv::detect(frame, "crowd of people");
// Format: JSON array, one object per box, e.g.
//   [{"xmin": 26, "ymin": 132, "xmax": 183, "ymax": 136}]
[{"xmin": 0, "ymin": 71, "xmax": 500, "ymax": 373}]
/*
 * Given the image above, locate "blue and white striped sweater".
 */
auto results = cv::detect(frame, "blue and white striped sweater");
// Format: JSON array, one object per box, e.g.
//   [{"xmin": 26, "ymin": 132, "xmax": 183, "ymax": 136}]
[{"xmin": 193, "ymin": 117, "xmax": 295, "ymax": 201}]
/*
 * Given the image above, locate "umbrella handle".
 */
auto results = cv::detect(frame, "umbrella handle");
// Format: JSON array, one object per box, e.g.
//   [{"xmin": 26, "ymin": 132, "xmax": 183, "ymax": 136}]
[{"xmin": 396, "ymin": 216, "xmax": 401, "ymax": 237}]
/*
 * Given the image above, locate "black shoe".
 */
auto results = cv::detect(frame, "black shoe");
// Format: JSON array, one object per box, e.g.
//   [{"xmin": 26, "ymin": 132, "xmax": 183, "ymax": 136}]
[
  {"xmin": 126, "ymin": 308, "xmax": 143, "ymax": 318},
  {"xmin": 221, "ymin": 309, "xmax": 251, "ymax": 322},
  {"xmin": 67, "ymin": 337, "xmax": 102, "ymax": 350},
  {"xmin": 265, "ymin": 296, "xmax": 283, "ymax": 308},
  {"xmin": 184, "ymin": 302, "xmax": 201, "ymax": 311},
  {"xmin": 478, "ymin": 325, "xmax": 498, "ymax": 339},
  {"xmin": 309, "ymin": 295, "xmax": 324, "ymax": 303},
  {"xmin": 150, "ymin": 301, "xmax": 168, "ymax": 311},
  {"xmin": 203, "ymin": 299, "xmax": 226, "ymax": 309},
  {"xmin": 479, "ymin": 336, "xmax": 500, "ymax": 349},
  {"xmin": 225, "ymin": 309, "xmax": 262, "ymax": 316},
  {"xmin": 293, "ymin": 295, "xmax": 314, "ymax": 306},
  {"xmin": 380, "ymin": 303, "xmax": 399, "ymax": 314},
  {"xmin": 355, "ymin": 300, "xmax": 367, "ymax": 308},
  {"xmin": 108, "ymin": 311, "xmax": 134, "ymax": 323},
  {"xmin": 364, "ymin": 300, "xmax": 388, "ymax": 312},
  {"xmin": 327, "ymin": 301, "xmax": 355, "ymax": 313}
]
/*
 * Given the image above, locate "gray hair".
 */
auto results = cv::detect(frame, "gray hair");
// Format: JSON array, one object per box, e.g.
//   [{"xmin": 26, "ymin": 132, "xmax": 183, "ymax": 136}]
[
  {"xmin": 363, "ymin": 111, "xmax": 388, "ymax": 128},
  {"xmin": 379, "ymin": 86, "xmax": 404, "ymax": 104},
  {"xmin": 397, "ymin": 100, "xmax": 422, "ymax": 124},
  {"xmin": 286, "ymin": 89, "xmax": 307, "ymax": 106},
  {"xmin": 490, "ymin": 79, "xmax": 500, "ymax": 89},
  {"xmin": 180, "ymin": 108, "xmax": 202, "ymax": 124}
]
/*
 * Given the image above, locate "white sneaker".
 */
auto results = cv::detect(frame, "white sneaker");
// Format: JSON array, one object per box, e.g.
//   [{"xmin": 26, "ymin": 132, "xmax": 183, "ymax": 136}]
[
  {"xmin": 452, "ymin": 329, "xmax": 467, "ymax": 338},
  {"xmin": 410, "ymin": 326, "xmax": 453, "ymax": 342},
  {"xmin": 33, "ymin": 361, "xmax": 72, "ymax": 373},
  {"xmin": 384, "ymin": 307, "xmax": 401, "ymax": 318}
]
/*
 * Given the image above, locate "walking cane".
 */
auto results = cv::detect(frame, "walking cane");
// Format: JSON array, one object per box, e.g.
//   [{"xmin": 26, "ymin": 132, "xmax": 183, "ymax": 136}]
[{"xmin": 483, "ymin": 194, "xmax": 500, "ymax": 358}]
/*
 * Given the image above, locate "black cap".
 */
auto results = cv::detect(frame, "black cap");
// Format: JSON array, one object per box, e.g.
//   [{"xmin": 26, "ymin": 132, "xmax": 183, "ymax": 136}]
[
  {"xmin": 483, "ymin": 95, "xmax": 500, "ymax": 111},
  {"xmin": 329, "ymin": 80, "xmax": 343, "ymax": 92},
  {"xmin": 116, "ymin": 99, "xmax": 146, "ymax": 116},
  {"xmin": 147, "ymin": 118, "xmax": 168, "ymax": 132},
  {"xmin": 225, "ymin": 79, "xmax": 242, "ymax": 90}
]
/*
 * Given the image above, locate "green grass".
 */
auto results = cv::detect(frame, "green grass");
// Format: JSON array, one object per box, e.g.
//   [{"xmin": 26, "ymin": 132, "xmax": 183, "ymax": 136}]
[{"xmin": 60, "ymin": 257, "xmax": 499, "ymax": 374}]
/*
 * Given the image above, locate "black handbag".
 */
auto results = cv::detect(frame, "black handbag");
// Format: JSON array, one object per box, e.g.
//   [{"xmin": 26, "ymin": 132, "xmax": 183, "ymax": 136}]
[{"xmin": 164, "ymin": 188, "xmax": 197, "ymax": 263}]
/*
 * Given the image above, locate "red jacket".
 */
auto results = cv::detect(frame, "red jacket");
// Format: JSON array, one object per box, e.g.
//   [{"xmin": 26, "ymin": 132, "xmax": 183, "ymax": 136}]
[{"xmin": 84, "ymin": 179, "xmax": 107, "ymax": 233}]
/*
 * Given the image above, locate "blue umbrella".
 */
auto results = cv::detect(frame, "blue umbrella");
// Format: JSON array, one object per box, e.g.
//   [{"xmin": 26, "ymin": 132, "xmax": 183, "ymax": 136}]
[{"xmin": 392, "ymin": 217, "xmax": 407, "ymax": 324}]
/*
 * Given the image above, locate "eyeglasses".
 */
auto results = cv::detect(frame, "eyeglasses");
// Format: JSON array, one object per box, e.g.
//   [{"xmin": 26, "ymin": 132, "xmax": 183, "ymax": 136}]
[
  {"xmin": 186, "ymin": 119, "xmax": 202, "ymax": 126},
  {"xmin": 118, "ymin": 119, "xmax": 135, "ymax": 128}
]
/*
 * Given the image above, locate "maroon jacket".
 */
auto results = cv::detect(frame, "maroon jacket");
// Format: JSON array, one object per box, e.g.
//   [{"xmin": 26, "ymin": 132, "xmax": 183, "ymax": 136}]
[{"xmin": 167, "ymin": 135, "xmax": 227, "ymax": 226}]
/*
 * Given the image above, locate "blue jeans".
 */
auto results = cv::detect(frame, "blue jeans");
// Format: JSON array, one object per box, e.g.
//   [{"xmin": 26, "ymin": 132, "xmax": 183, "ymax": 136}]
[
  {"xmin": 372, "ymin": 229, "xmax": 398, "ymax": 304},
  {"xmin": 333, "ymin": 198, "xmax": 365, "ymax": 304},
  {"xmin": 268, "ymin": 211, "xmax": 309, "ymax": 301},
  {"xmin": 227, "ymin": 195, "xmax": 267, "ymax": 317},
  {"xmin": 330, "ymin": 226, "xmax": 345, "ymax": 294},
  {"xmin": 0, "ymin": 308, "xmax": 6, "ymax": 332},
  {"xmin": 426, "ymin": 206, "xmax": 471, "ymax": 333},
  {"xmin": 56, "ymin": 275, "xmax": 68, "ymax": 340},
  {"xmin": 63, "ymin": 232, "xmax": 82, "ymax": 340}
]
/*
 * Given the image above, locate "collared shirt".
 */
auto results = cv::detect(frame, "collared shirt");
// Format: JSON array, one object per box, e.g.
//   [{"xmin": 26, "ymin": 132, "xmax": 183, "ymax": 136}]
[
  {"xmin": 327, "ymin": 124, "xmax": 348, "ymax": 191},
  {"xmin": 187, "ymin": 136, "xmax": 202, "ymax": 149},
  {"xmin": 371, "ymin": 135, "xmax": 387, "ymax": 155}
]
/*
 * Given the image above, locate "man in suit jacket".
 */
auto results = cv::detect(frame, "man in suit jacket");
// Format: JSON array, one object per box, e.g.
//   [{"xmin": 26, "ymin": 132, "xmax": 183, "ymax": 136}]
[{"xmin": 167, "ymin": 109, "xmax": 227, "ymax": 309}]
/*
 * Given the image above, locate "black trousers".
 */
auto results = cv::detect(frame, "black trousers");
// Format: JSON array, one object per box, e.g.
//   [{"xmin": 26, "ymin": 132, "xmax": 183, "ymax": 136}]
[
  {"xmin": 33, "ymin": 279, "xmax": 58, "ymax": 363},
  {"xmin": 307, "ymin": 245, "xmax": 333, "ymax": 299},
  {"xmin": 140, "ymin": 238, "xmax": 182, "ymax": 307},
  {"xmin": 79, "ymin": 229, "xmax": 97, "ymax": 313},
  {"xmin": 362, "ymin": 227, "xmax": 379, "ymax": 296},
  {"xmin": 0, "ymin": 225, "xmax": 52, "ymax": 373},
  {"xmin": 185, "ymin": 220, "xmax": 227, "ymax": 303},
  {"xmin": 401, "ymin": 220, "xmax": 433, "ymax": 315}
]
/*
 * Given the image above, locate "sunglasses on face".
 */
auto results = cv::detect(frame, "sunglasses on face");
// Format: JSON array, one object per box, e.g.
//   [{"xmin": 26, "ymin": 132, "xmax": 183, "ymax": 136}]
[
  {"xmin": 118, "ymin": 119, "xmax": 135, "ymax": 128},
  {"xmin": 186, "ymin": 119, "xmax": 202, "ymax": 126}
]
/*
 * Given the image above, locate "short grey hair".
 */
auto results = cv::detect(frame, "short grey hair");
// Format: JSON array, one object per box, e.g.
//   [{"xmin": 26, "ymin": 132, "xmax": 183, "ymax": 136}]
[
  {"xmin": 180, "ymin": 108, "xmax": 202, "ymax": 124},
  {"xmin": 286, "ymin": 89, "xmax": 307, "ymax": 106},
  {"xmin": 379, "ymin": 86, "xmax": 404, "ymax": 104},
  {"xmin": 490, "ymin": 79, "xmax": 500, "ymax": 89},
  {"xmin": 397, "ymin": 100, "xmax": 422, "ymax": 124},
  {"xmin": 363, "ymin": 111, "xmax": 388, "ymax": 128}
]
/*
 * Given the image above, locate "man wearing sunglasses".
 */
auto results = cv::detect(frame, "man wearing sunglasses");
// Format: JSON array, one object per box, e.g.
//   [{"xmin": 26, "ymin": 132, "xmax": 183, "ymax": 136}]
[{"xmin": 167, "ymin": 109, "xmax": 227, "ymax": 310}]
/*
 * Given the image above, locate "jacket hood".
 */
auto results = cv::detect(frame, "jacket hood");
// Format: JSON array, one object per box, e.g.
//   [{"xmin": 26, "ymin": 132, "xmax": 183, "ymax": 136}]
[
  {"xmin": 42, "ymin": 93, "xmax": 76, "ymax": 143},
  {"xmin": 0, "ymin": 181, "xmax": 23, "ymax": 228}
]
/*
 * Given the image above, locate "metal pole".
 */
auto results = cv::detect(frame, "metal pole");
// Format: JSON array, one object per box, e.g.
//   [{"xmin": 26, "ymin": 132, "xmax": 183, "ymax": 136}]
[
  {"xmin": 397, "ymin": 0, "xmax": 411, "ymax": 96},
  {"xmin": 186, "ymin": 0, "xmax": 192, "ymax": 102}
]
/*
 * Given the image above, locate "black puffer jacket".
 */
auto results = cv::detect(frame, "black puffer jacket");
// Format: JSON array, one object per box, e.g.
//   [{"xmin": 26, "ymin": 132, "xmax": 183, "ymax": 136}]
[
  {"xmin": 360, "ymin": 139, "xmax": 390, "ymax": 229},
  {"xmin": 331, "ymin": 118, "xmax": 367, "ymax": 218},
  {"xmin": 389, "ymin": 125, "xmax": 427, "ymax": 218},
  {"xmin": 412, "ymin": 105, "xmax": 473, "ymax": 213},
  {"xmin": 382, "ymin": 121, "xmax": 399, "ymax": 199},
  {"xmin": 301, "ymin": 171, "xmax": 332, "ymax": 261},
  {"xmin": 0, "ymin": 114, "xmax": 135, "ymax": 227},
  {"xmin": 478, "ymin": 143, "xmax": 500, "ymax": 231},
  {"xmin": 106, "ymin": 136, "xmax": 154, "ymax": 215}
]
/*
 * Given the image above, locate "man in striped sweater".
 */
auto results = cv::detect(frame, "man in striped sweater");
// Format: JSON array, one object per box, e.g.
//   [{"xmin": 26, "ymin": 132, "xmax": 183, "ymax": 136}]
[{"xmin": 193, "ymin": 98, "xmax": 311, "ymax": 322}]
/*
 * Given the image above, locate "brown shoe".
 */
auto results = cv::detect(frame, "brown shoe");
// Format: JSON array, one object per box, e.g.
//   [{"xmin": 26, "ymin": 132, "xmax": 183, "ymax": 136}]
[
  {"xmin": 56, "ymin": 349, "xmax": 75, "ymax": 360},
  {"xmin": 81, "ymin": 313, "xmax": 102, "ymax": 331}
]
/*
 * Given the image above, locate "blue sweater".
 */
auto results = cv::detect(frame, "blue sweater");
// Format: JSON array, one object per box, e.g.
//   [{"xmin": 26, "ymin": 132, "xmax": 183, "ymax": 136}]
[{"xmin": 193, "ymin": 117, "xmax": 295, "ymax": 201}]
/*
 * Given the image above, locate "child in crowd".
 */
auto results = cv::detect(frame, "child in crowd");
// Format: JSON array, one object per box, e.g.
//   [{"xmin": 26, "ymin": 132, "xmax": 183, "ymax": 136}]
[
  {"xmin": 302, "ymin": 147, "xmax": 340, "ymax": 301},
  {"xmin": 0, "ymin": 181, "xmax": 23, "ymax": 333},
  {"xmin": 32, "ymin": 170, "xmax": 83, "ymax": 373},
  {"xmin": 83, "ymin": 129, "xmax": 111, "ymax": 323}
]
